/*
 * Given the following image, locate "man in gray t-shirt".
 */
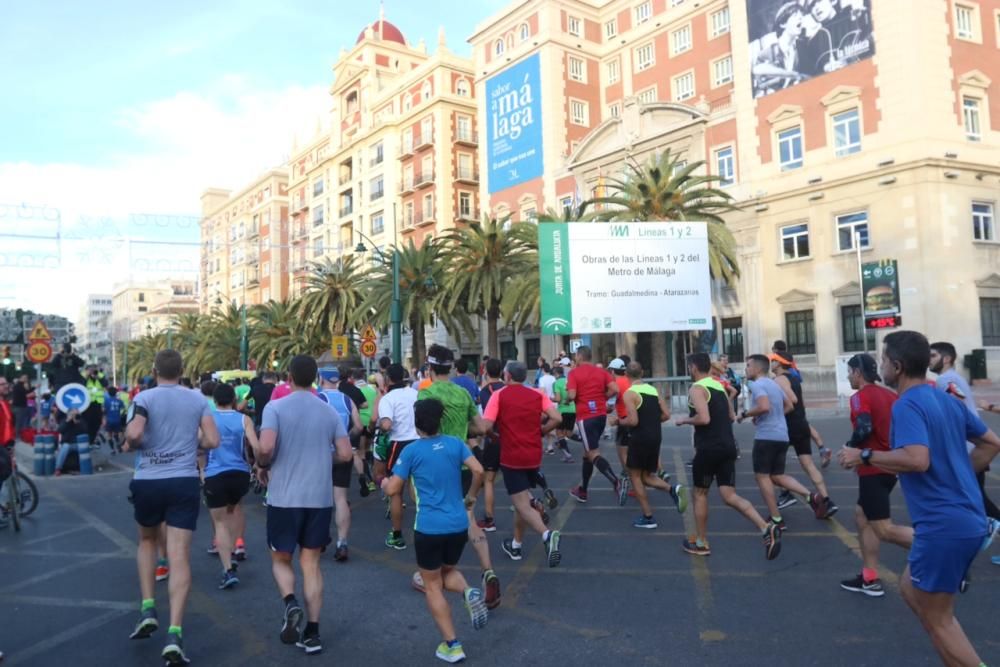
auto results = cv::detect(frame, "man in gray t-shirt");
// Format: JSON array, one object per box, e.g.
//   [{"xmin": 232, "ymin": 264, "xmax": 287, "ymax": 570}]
[
  {"xmin": 123, "ymin": 350, "xmax": 219, "ymax": 664},
  {"xmin": 255, "ymin": 355, "xmax": 351, "ymax": 654},
  {"xmin": 740, "ymin": 355, "xmax": 815, "ymax": 528}
]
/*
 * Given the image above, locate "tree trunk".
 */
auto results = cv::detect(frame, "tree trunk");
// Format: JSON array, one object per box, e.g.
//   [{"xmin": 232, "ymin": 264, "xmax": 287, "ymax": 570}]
[
  {"xmin": 487, "ymin": 303, "xmax": 500, "ymax": 359},
  {"xmin": 411, "ymin": 314, "xmax": 426, "ymax": 367},
  {"xmin": 652, "ymin": 331, "xmax": 669, "ymax": 377}
]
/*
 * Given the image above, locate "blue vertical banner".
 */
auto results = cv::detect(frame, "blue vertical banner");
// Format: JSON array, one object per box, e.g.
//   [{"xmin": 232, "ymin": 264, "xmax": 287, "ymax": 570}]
[{"xmin": 486, "ymin": 53, "xmax": 544, "ymax": 194}]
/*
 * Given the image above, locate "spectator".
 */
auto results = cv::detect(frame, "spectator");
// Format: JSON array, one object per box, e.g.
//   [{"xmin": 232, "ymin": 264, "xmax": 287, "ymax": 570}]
[
  {"xmin": 49, "ymin": 343, "xmax": 85, "ymax": 391},
  {"xmin": 11, "ymin": 374, "xmax": 33, "ymax": 439},
  {"xmin": 54, "ymin": 409, "xmax": 87, "ymax": 475}
]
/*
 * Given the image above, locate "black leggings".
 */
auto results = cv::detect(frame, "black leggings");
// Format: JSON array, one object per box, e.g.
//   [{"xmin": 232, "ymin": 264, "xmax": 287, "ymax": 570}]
[{"xmin": 977, "ymin": 471, "xmax": 1000, "ymax": 520}]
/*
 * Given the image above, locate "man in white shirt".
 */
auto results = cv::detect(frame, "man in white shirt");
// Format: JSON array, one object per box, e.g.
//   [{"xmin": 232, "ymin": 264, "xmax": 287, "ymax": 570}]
[{"xmin": 376, "ymin": 363, "xmax": 420, "ymax": 549}]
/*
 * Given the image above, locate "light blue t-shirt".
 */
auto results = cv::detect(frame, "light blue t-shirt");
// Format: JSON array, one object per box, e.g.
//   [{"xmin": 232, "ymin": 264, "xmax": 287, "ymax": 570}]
[
  {"xmin": 318, "ymin": 388, "xmax": 353, "ymax": 431},
  {"xmin": 750, "ymin": 376, "xmax": 789, "ymax": 442},
  {"xmin": 891, "ymin": 384, "xmax": 987, "ymax": 538},
  {"xmin": 205, "ymin": 410, "xmax": 251, "ymax": 478},
  {"xmin": 392, "ymin": 434, "xmax": 470, "ymax": 535},
  {"xmin": 132, "ymin": 384, "xmax": 211, "ymax": 480}
]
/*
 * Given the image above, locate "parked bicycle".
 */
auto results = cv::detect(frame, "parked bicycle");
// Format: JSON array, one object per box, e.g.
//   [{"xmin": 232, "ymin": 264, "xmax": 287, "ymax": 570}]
[{"xmin": 1, "ymin": 444, "xmax": 39, "ymax": 532}]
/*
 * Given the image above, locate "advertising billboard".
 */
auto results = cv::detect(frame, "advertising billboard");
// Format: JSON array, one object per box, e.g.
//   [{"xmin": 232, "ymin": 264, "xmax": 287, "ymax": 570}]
[
  {"xmin": 747, "ymin": 0, "xmax": 875, "ymax": 98},
  {"xmin": 486, "ymin": 53, "xmax": 544, "ymax": 193},
  {"xmin": 538, "ymin": 222, "xmax": 711, "ymax": 335},
  {"xmin": 861, "ymin": 258, "xmax": 901, "ymax": 329}
]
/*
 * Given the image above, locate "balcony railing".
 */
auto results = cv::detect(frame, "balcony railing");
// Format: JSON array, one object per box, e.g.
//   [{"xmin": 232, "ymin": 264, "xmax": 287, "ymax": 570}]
[
  {"xmin": 401, "ymin": 177, "xmax": 415, "ymax": 193},
  {"xmin": 369, "ymin": 154, "xmax": 384, "ymax": 168},
  {"xmin": 399, "ymin": 138, "xmax": 414, "ymax": 158},
  {"xmin": 339, "ymin": 205, "xmax": 353, "ymax": 218},
  {"xmin": 338, "ymin": 172, "xmax": 352, "ymax": 185},
  {"xmin": 414, "ymin": 209, "xmax": 436, "ymax": 226},
  {"xmin": 455, "ymin": 129, "xmax": 478, "ymax": 145},
  {"xmin": 455, "ymin": 167, "xmax": 478, "ymax": 183},
  {"xmin": 415, "ymin": 133, "xmax": 434, "ymax": 150},
  {"xmin": 414, "ymin": 170, "xmax": 434, "ymax": 188},
  {"xmin": 370, "ymin": 189, "xmax": 385, "ymax": 202}
]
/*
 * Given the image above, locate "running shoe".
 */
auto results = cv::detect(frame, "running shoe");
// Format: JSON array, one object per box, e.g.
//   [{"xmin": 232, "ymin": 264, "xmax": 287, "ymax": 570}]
[
  {"xmin": 980, "ymin": 517, "xmax": 1000, "ymax": 552},
  {"xmin": 768, "ymin": 517, "xmax": 787, "ymax": 533},
  {"xmin": 545, "ymin": 530, "xmax": 561, "ymax": 568},
  {"xmin": 807, "ymin": 492, "xmax": 823, "ymax": 519},
  {"xmin": 482, "ymin": 570, "xmax": 501, "ymax": 610},
  {"xmin": 359, "ymin": 474, "xmax": 371, "ymax": 498},
  {"xmin": 155, "ymin": 563, "xmax": 170, "ymax": 582},
  {"xmin": 543, "ymin": 488, "xmax": 558, "ymax": 510},
  {"xmin": 763, "ymin": 522, "xmax": 782, "ymax": 561},
  {"xmin": 280, "ymin": 602, "xmax": 304, "ymax": 644},
  {"xmin": 412, "ymin": 571, "xmax": 426, "ymax": 593},
  {"xmin": 233, "ymin": 544, "xmax": 247, "ymax": 562},
  {"xmin": 501, "ymin": 539, "xmax": 523, "ymax": 561},
  {"xmin": 297, "ymin": 634, "xmax": 323, "ymax": 655},
  {"xmin": 546, "ymin": 445, "xmax": 556, "ymax": 455},
  {"xmin": 463, "ymin": 587, "xmax": 489, "ymax": 630},
  {"xmin": 162, "ymin": 632, "xmax": 190, "ymax": 665},
  {"xmin": 333, "ymin": 543, "xmax": 349, "ymax": 562},
  {"xmin": 682, "ymin": 537, "xmax": 711, "ymax": 556},
  {"xmin": 670, "ymin": 484, "xmax": 689, "ymax": 514},
  {"xmin": 129, "ymin": 607, "xmax": 159, "ymax": 639},
  {"xmin": 657, "ymin": 470, "xmax": 671, "ymax": 484},
  {"xmin": 366, "ymin": 478, "xmax": 377, "ymax": 495},
  {"xmin": 991, "ymin": 555, "xmax": 1000, "ymax": 566},
  {"xmin": 616, "ymin": 477, "xmax": 629, "ymax": 506},
  {"xmin": 476, "ymin": 516, "xmax": 497, "ymax": 532},
  {"xmin": 206, "ymin": 542, "xmax": 219, "ymax": 555},
  {"xmin": 569, "ymin": 486, "xmax": 588, "ymax": 503},
  {"xmin": 776, "ymin": 489, "xmax": 797, "ymax": 510},
  {"xmin": 840, "ymin": 574, "xmax": 884, "ymax": 597},
  {"xmin": 823, "ymin": 497, "xmax": 839, "ymax": 519},
  {"xmin": 219, "ymin": 566, "xmax": 239, "ymax": 590},
  {"xmin": 633, "ymin": 515, "xmax": 657, "ymax": 529},
  {"xmin": 530, "ymin": 498, "xmax": 550, "ymax": 525},
  {"xmin": 385, "ymin": 532, "xmax": 407, "ymax": 550},
  {"xmin": 819, "ymin": 446, "xmax": 832, "ymax": 469},
  {"xmin": 561, "ymin": 454, "xmax": 575, "ymax": 464},
  {"xmin": 436, "ymin": 641, "xmax": 467, "ymax": 663}
]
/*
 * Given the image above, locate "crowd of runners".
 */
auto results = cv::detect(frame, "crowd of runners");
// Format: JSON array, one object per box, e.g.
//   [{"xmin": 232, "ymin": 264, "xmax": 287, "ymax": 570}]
[{"xmin": 28, "ymin": 329, "xmax": 998, "ymax": 666}]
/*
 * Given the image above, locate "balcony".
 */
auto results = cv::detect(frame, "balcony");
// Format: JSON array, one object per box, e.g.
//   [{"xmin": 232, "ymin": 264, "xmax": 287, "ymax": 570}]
[
  {"xmin": 369, "ymin": 154, "xmax": 384, "ymax": 168},
  {"xmin": 414, "ymin": 209, "xmax": 436, "ymax": 227},
  {"xmin": 415, "ymin": 133, "xmax": 434, "ymax": 151},
  {"xmin": 455, "ymin": 167, "xmax": 478, "ymax": 184},
  {"xmin": 370, "ymin": 189, "xmax": 385, "ymax": 202},
  {"xmin": 338, "ymin": 173, "xmax": 352, "ymax": 186},
  {"xmin": 294, "ymin": 196, "xmax": 308, "ymax": 212},
  {"xmin": 455, "ymin": 129, "xmax": 478, "ymax": 146},
  {"xmin": 401, "ymin": 177, "xmax": 415, "ymax": 194},
  {"xmin": 248, "ymin": 225, "xmax": 260, "ymax": 238},
  {"xmin": 399, "ymin": 138, "xmax": 414, "ymax": 159},
  {"xmin": 414, "ymin": 170, "xmax": 434, "ymax": 188},
  {"xmin": 339, "ymin": 204, "xmax": 354, "ymax": 218},
  {"xmin": 457, "ymin": 210, "xmax": 478, "ymax": 222}
]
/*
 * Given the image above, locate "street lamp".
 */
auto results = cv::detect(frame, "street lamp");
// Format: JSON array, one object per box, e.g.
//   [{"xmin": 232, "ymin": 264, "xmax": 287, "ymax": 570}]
[{"xmin": 354, "ymin": 231, "xmax": 401, "ymax": 365}]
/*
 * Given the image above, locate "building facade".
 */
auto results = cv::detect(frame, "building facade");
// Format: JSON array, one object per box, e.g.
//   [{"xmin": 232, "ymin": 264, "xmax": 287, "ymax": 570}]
[
  {"xmin": 111, "ymin": 281, "xmax": 198, "ymax": 341},
  {"xmin": 470, "ymin": 0, "xmax": 1000, "ymax": 386},
  {"xmin": 76, "ymin": 294, "xmax": 113, "ymax": 367}
]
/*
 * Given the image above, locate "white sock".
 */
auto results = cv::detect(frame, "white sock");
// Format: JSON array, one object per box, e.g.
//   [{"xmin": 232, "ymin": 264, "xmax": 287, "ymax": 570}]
[
  {"xmin": 511, "ymin": 539, "xmax": 522, "ymax": 549},
  {"xmin": 543, "ymin": 530, "xmax": 551, "ymax": 542}
]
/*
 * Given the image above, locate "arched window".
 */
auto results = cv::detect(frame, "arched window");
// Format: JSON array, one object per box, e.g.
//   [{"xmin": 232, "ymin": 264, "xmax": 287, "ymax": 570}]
[
  {"xmin": 494, "ymin": 39, "xmax": 504, "ymax": 57},
  {"xmin": 519, "ymin": 23, "xmax": 530, "ymax": 42},
  {"xmin": 421, "ymin": 81, "xmax": 431, "ymax": 101},
  {"xmin": 456, "ymin": 79, "xmax": 470, "ymax": 97}
]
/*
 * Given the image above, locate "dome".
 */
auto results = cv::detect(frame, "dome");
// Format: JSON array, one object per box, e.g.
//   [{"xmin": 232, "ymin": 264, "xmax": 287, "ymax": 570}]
[{"xmin": 356, "ymin": 19, "xmax": 406, "ymax": 45}]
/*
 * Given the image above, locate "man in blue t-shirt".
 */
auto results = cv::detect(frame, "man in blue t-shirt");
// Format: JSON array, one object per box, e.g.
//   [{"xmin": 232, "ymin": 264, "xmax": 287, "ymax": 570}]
[
  {"xmin": 840, "ymin": 331, "xmax": 1000, "ymax": 666},
  {"xmin": 103, "ymin": 388, "xmax": 126, "ymax": 451},
  {"xmin": 381, "ymin": 398, "xmax": 488, "ymax": 664},
  {"xmin": 451, "ymin": 358, "xmax": 480, "ymax": 404}
]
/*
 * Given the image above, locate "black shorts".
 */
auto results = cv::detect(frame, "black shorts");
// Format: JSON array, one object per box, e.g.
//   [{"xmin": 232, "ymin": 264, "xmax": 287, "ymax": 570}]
[
  {"xmin": 626, "ymin": 438, "xmax": 660, "ymax": 473},
  {"xmin": 578, "ymin": 415, "xmax": 607, "ymax": 451},
  {"xmin": 789, "ymin": 430, "xmax": 812, "ymax": 457},
  {"xmin": 106, "ymin": 424, "xmax": 123, "ymax": 435},
  {"xmin": 615, "ymin": 424, "xmax": 631, "ymax": 447},
  {"xmin": 501, "ymin": 466, "xmax": 540, "ymax": 496},
  {"xmin": 414, "ymin": 530, "xmax": 468, "ymax": 570},
  {"xmin": 858, "ymin": 473, "xmax": 897, "ymax": 521},
  {"xmin": 387, "ymin": 440, "xmax": 414, "ymax": 474},
  {"xmin": 692, "ymin": 448, "xmax": 738, "ymax": 489},
  {"xmin": 752, "ymin": 440, "xmax": 790, "ymax": 475},
  {"xmin": 559, "ymin": 413, "xmax": 576, "ymax": 431},
  {"xmin": 477, "ymin": 436, "xmax": 500, "ymax": 472},
  {"xmin": 203, "ymin": 470, "xmax": 250, "ymax": 509},
  {"xmin": 332, "ymin": 461, "xmax": 353, "ymax": 489},
  {"xmin": 349, "ymin": 433, "xmax": 361, "ymax": 450},
  {"xmin": 129, "ymin": 477, "xmax": 200, "ymax": 531},
  {"xmin": 266, "ymin": 506, "xmax": 333, "ymax": 553},
  {"xmin": 461, "ymin": 467, "xmax": 473, "ymax": 497}
]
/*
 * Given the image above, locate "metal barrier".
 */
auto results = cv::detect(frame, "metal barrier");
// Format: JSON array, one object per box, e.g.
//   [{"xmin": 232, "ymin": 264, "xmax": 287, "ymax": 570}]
[{"xmin": 645, "ymin": 376, "xmax": 693, "ymax": 412}]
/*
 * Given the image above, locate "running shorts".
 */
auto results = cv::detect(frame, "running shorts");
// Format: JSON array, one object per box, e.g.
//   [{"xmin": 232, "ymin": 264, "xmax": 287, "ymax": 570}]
[
  {"xmin": 560, "ymin": 413, "xmax": 576, "ymax": 431},
  {"xmin": 578, "ymin": 416, "xmax": 607, "ymax": 451},
  {"xmin": 789, "ymin": 430, "xmax": 812, "ymax": 457},
  {"xmin": 203, "ymin": 470, "xmax": 250, "ymax": 509},
  {"xmin": 908, "ymin": 534, "xmax": 982, "ymax": 594},
  {"xmin": 386, "ymin": 440, "xmax": 414, "ymax": 474},
  {"xmin": 857, "ymin": 473, "xmax": 897, "ymax": 521},
  {"xmin": 266, "ymin": 506, "xmax": 333, "ymax": 553},
  {"xmin": 477, "ymin": 435, "xmax": 500, "ymax": 472},
  {"xmin": 691, "ymin": 448, "xmax": 737, "ymax": 489},
  {"xmin": 414, "ymin": 530, "xmax": 468, "ymax": 571},
  {"xmin": 615, "ymin": 425, "xmax": 631, "ymax": 447},
  {"xmin": 626, "ymin": 438, "xmax": 660, "ymax": 474},
  {"xmin": 129, "ymin": 477, "xmax": 200, "ymax": 531},
  {"xmin": 332, "ymin": 461, "xmax": 353, "ymax": 489},
  {"xmin": 752, "ymin": 440, "xmax": 790, "ymax": 475},
  {"xmin": 501, "ymin": 466, "xmax": 540, "ymax": 496}
]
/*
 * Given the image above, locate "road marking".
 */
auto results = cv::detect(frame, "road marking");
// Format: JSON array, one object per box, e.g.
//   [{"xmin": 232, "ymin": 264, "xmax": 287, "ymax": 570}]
[
  {"xmin": 544, "ymin": 530, "xmax": 844, "ymax": 538},
  {"xmin": 47, "ymin": 486, "xmax": 136, "ymax": 552},
  {"xmin": 18, "ymin": 524, "xmax": 92, "ymax": 546},
  {"xmin": 0, "ymin": 553, "xmax": 116, "ymax": 595},
  {"xmin": 6, "ymin": 608, "xmax": 131, "ymax": 666},
  {"xmin": 825, "ymin": 516, "xmax": 900, "ymax": 586},
  {"xmin": 6, "ymin": 594, "xmax": 134, "ymax": 611},
  {"xmin": 0, "ymin": 548, "xmax": 132, "ymax": 559}
]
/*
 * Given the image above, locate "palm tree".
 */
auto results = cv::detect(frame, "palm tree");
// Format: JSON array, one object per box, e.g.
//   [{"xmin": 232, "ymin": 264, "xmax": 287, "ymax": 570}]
[
  {"xmin": 297, "ymin": 256, "xmax": 366, "ymax": 347},
  {"xmin": 441, "ymin": 214, "xmax": 535, "ymax": 358},
  {"xmin": 249, "ymin": 299, "xmax": 311, "ymax": 368},
  {"xmin": 170, "ymin": 312, "xmax": 206, "ymax": 373}
]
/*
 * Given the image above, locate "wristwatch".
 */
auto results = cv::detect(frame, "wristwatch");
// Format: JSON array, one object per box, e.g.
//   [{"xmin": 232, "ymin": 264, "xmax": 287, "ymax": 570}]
[{"xmin": 860, "ymin": 448, "xmax": 873, "ymax": 465}]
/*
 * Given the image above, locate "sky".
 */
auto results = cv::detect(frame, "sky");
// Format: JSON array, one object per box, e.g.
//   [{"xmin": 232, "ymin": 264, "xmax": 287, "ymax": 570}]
[{"xmin": 0, "ymin": 0, "xmax": 507, "ymax": 320}]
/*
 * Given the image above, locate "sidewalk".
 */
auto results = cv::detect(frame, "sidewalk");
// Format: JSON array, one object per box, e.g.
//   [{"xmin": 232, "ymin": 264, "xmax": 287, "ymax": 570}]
[{"xmin": 13, "ymin": 439, "xmax": 127, "ymax": 476}]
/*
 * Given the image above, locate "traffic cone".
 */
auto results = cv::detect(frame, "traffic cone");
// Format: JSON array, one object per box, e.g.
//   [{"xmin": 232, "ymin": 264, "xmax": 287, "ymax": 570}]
[{"xmin": 75, "ymin": 434, "xmax": 93, "ymax": 475}]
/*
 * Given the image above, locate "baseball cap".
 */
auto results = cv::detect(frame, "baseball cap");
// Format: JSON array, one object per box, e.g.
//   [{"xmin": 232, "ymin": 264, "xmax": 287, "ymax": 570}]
[
  {"xmin": 608, "ymin": 358, "xmax": 626, "ymax": 370},
  {"xmin": 558, "ymin": 357, "xmax": 571, "ymax": 367},
  {"xmin": 318, "ymin": 366, "xmax": 340, "ymax": 382}
]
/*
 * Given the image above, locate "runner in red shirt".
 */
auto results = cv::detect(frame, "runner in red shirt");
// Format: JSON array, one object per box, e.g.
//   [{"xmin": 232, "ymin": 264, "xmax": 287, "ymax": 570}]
[
  {"xmin": 837, "ymin": 353, "xmax": 913, "ymax": 597},
  {"xmin": 566, "ymin": 346, "xmax": 620, "ymax": 503},
  {"xmin": 481, "ymin": 361, "xmax": 563, "ymax": 568}
]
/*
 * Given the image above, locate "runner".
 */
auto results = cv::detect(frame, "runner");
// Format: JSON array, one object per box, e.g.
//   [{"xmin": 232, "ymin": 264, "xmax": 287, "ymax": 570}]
[
  {"xmin": 536, "ymin": 363, "xmax": 557, "ymax": 455},
  {"xmin": 451, "ymin": 358, "xmax": 480, "ymax": 404},
  {"xmin": 771, "ymin": 353, "xmax": 838, "ymax": 519},
  {"xmin": 739, "ymin": 354, "xmax": 817, "ymax": 533},
  {"xmin": 618, "ymin": 362, "xmax": 687, "ymax": 526},
  {"xmin": 318, "ymin": 367, "xmax": 363, "ymax": 562},
  {"xmin": 481, "ymin": 361, "xmax": 563, "ymax": 567},
  {"xmin": 675, "ymin": 353, "xmax": 780, "ymax": 559},
  {"xmin": 203, "ymin": 383, "xmax": 255, "ymax": 589},
  {"xmin": 376, "ymin": 363, "xmax": 420, "ymax": 550},
  {"xmin": 380, "ymin": 398, "xmax": 489, "ymax": 663},
  {"xmin": 839, "ymin": 331, "xmax": 1000, "ymax": 664},
  {"xmin": 353, "ymin": 368, "xmax": 378, "ymax": 496},
  {"xmin": 549, "ymin": 364, "xmax": 576, "ymax": 463},
  {"xmin": 475, "ymin": 358, "xmax": 505, "ymax": 533},
  {"xmin": 836, "ymin": 353, "xmax": 911, "ymax": 597},
  {"xmin": 567, "ymin": 346, "xmax": 621, "ymax": 503},
  {"xmin": 103, "ymin": 385, "xmax": 126, "ymax": 452},
  {"xmin": 250, "ymin": 372, "xmax": 277, "ymax": 430},
  {"xmin": 255, "ymin": 355, "xmax": 353, "ymax": 655},
  {"xmin": 607, "ymin": 358, "xmax": 632, "ymax": 496},
  {"xmin": 123, "ymin": 349, "xmax": 220, "ymax": 665},
  {"xmin": 417, "ymin": 344, "xmax": 500, "ymax": 610}
]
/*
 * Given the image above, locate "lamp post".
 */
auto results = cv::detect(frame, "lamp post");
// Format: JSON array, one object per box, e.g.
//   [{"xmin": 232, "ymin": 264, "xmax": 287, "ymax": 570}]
[
  {"xmin": 240, "ymin": 304, "xmax": 248, "ymax": 371},
  {"xmin": 354, "ymin": 230, "xmax": 401, "ymax": 365}
]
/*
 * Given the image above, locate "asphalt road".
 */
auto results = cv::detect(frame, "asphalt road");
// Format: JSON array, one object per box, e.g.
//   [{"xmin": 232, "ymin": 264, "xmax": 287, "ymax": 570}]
[{"xmin": 4, "ymin": 413, "xmax": 1000, "ymax": 667}]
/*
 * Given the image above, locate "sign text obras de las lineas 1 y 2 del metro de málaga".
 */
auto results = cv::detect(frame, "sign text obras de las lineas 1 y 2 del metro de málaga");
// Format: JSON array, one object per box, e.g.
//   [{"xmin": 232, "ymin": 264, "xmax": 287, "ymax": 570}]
[{"xmin": 538, "ymin": 222, "xmax": 712, "ymax": 335}]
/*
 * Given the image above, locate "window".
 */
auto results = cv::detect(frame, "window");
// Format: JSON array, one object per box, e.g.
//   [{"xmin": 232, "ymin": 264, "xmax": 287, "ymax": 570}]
[
  {"xmin": 494, "ymin": 39, "xmax": 504, "ymax": 57},
  {"xmin": 671, "ymin": 25, "xmax": 692, "ymax": 55},
  {"xmin": 313, "ymin": 237, "xmax": 324, "ymax": 257},
  {"xmin": 559, "ymin": 196, "xmax": 573, "ymax": 211},
  {"xmin": 570, "ymin": 99, "xmax": 589, "ymax": 125},
  {"xmin": 312, "ymin": 179, "xmax": 324, "ymax": 197},
  {"xmin": 778, "ymin": 126, "xmax": 803, "ymax": 170},
  {"xmin": 672, "ymin": 159, "xmax": 688, "ymax": 176},
  {"xmin": 836, "ymin": 211, "xmax": 870, "ymax": 251},
  {"xmin": 785, "ymin": 310, "xmax": 816, "ymax": 355},
  {"xmin": 421, "ymin": 116, "xmax": 433, "ymax": 141},
  {"xmin": 714, "ymin": 146, "xmax": 735, "ymax": 186},
  {"xmin": 519, "ymin": 23, "xmax": 530, "ymax": 42},
  {"xmin": 523, "ymin": 207, "xmax": 537, "ymax": 222},
  {"xmin": 607, "ymin": 58, "xmax": 621, "ymax": 83},
  {"xmin": 841, "ymin": 305, "xmax": 875, "ymax": 352},
  {"xmin": 713, "ymin": 56, "xmax": 733, "ymax": 87},
  {"xmin": 780, "ymin": 223, "xmax": 810, "ymax": 260},
  {"xmin": 456, "ymin": 114, "xmax": 473, "ymax": 142},
  {"xmin": 973, "ymin": 201, "xmax": 995, "ymax": 241},
  {"xmin": 711, "ymin": 7, "xmax": 731, "ymax": 37},
  {"xmin": 568, "ymin": 16, "xmax": 582, "ymax": 37},
  {"xmin": 372, "ymin": 212, "xmax": 384, "ymax": 235},
  {"xmin": 833, "ymin": 108, "xmax": 861, "ymax": 156},
  {"xmin": 457, "ymin": 153, "xmax": 474, "ymax": 179},
  {"xmin": 609, "ymin": 102, "xmax": 622, "ymax": 118},
  {"xmin": 635, "ymin": 2, "xmax": 652, "ymax": 24},
  {"xmin": 138, "ymin": 292, "xmax": 145, "ymax": 302},
  {"xmin": 312, "ymin": 204, "xmax": 325, "ymax": 227},
  {"xmin": 422, "ymin": 194, "xmax": 434, "ymax": 219},
  {"xmin": 404, "ymin": 202, "xmax": 414, "ymax": 227},
  {"xmin": 371, "ymin": 142, "xmax": 384, "ymax": 165},
  {"xmin": 672, "ymin": 72, "xmax": 695, "ymax": 101},
  {"xmin": 263, "ymin": 262, "xmax": 270, "ymax": 276},
  {"xmin": 422, "ymin": 82, "xmax": 431, "ymax": 101},
  {"xmin": 370, "ymin": 176, "xmax": 384, "ymax": 201},
  {"xmin": 955, "ymin": 3, "xmax": 976, "ymax": 39},
  {"xmin": 635, "ymin": 43, "xmax": 654, "ymax": 71},
  {"xmin": 982, "ymin": 298, "xmax": 1000, "ymax": 345},
  {"xmin": 605, "ymin": 18, "xmax": 618, "ymax": 39},
  {"xmin": 722, "ymin": 317, "xmax": 744, "ymax": 362},
  {"xmin": 963, "ymin": 97, "xmax": 982, "ymax": 141},
  {"xmin": 637, "ymin": 85, "xmax": 656, "ymax": 103},
  {"xmin": 459, "ymin": 192, "xmax": 473, "ymax": 218},
  {"xmin": 456, "ymin": 79, "xmax": 470, "ymax": 97},
  {"xmin": 569, "ymin": 56, "xmax": 586, "ymax": 82}
]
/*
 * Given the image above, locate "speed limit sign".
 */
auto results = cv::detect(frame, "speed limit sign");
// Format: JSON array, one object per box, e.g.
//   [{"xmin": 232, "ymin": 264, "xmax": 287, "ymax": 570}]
[{"xmin": 27, "ymin": 340, "xmax": 52, "ymax": 364}]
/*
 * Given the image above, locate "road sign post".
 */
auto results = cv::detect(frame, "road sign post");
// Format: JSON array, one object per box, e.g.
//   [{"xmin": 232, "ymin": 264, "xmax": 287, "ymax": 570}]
[
  {"xmin": 26, "ymin": 340, "xmax": 52, "ymax": 364},
  {"xmin": 55, "ymin": 383, "xmax": 91, "ymax": 414}
]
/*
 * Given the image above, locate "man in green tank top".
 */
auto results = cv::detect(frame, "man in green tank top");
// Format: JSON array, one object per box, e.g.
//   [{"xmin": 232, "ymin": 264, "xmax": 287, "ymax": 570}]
[{"xmin": 353, "ymin": 369, "xmax": 378, "ymax": 495}]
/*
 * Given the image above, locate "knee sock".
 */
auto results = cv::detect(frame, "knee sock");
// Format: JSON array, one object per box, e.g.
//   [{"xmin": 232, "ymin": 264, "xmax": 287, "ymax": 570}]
[
  {"xmin": 534, "ymin": 470, "xmax": 549, "ymax": 491},
  {"xmin": 581, "ymin": 459, "xmax": 594, "ymax": 491},
  {"xmin": 593, "ymin": 455, "xmax": 619, "ymax": 486},
  {"xmin": 557, "ymin": 437, "xmax": 570, "ymax": 452}
]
